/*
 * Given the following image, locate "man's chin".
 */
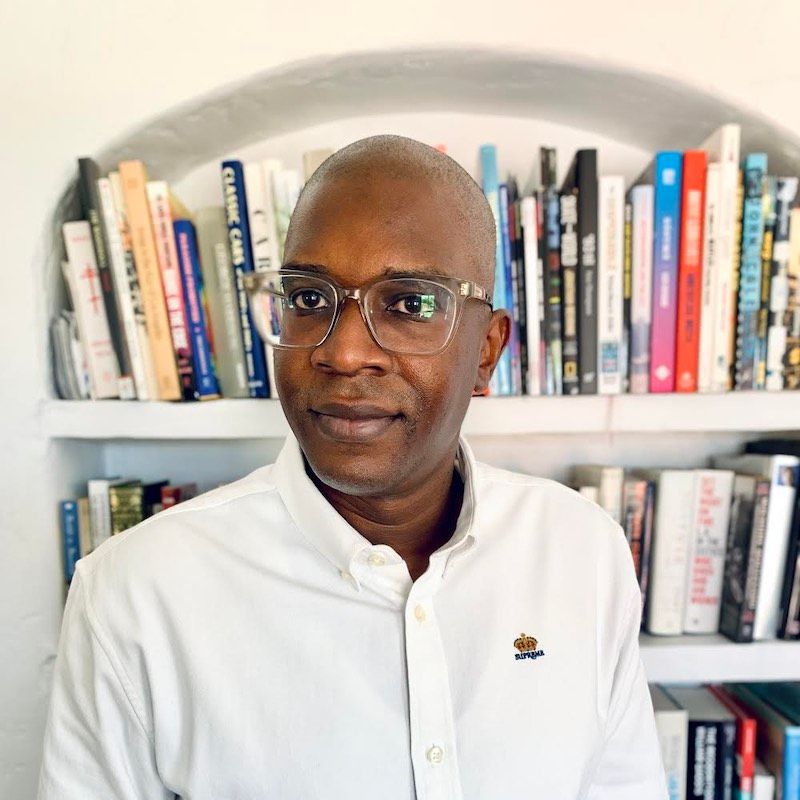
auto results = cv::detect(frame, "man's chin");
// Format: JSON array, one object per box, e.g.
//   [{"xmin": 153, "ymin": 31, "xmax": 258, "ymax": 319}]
[{"xmin": 303, "ymin": 452, "xmax": 403, "ymax": 498}]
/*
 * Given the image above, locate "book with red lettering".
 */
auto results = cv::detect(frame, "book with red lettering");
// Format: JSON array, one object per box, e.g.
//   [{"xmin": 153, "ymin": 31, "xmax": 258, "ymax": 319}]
[
  {"xmin": 708, "ymin": 684, "xmax": 758, "ymax": 800},
  {"xmin": 675, "ymin": 150, "xmax": 707, "ymax": 392}
]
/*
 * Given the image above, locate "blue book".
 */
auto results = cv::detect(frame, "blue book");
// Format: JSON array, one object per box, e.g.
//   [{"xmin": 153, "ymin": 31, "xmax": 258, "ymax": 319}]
[
  {"xmin": 221, "ymin": 160, "xmax": 269, "ymax": 398},
  {"xmin": 499, "ymin": 183, "xmax": 522, "ymax": 395},
  {"xmin": 735, "ymin": 153, "xmax": 768, "ymax": 390},
  {"xmin": 173, "ymin": 220, "xmax": 221, "ymax": 400},
  {"xmin": 479, "ymin": 145, "xmax": 512, "ymax": 396},
  {"xmin": 60, "ymin": 500, "xmax": 80, "ymax": 583},
  {"xmin": 650, "ymin": 151, "xmax": 682, "ymax": 393}
]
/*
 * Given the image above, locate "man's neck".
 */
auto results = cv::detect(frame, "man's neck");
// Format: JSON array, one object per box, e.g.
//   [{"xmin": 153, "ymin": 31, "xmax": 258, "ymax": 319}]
[{"xmin": 308, "ymin": 451, "xmax": 465, "ymax": 582}]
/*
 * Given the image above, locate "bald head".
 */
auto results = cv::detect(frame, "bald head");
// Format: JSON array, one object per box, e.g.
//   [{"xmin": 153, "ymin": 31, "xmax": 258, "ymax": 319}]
[{"xmin": 285, "ymin": 134, "xmax": 496, "ymax": 290}]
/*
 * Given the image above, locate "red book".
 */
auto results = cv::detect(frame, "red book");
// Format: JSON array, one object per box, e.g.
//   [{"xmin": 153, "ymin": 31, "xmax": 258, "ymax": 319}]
[
  {"xmin": 674, "ymin": 150, "xmax": 707, "ymax": 392},
  {"xmin": 161, "ymin": 483, "xmax": 198, "ymax": 509},
  {"xmin": 707, "ymin": 684, "xmax": 757, "ymax": 796}
]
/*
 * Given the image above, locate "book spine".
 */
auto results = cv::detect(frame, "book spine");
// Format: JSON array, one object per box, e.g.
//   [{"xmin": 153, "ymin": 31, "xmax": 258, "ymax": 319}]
[
  {"xmin": 755, "ymin": 178, "xmax": 778, "ymax": 390},
  {"xmin": 500, "ymin": 184, "xmax": 522, "ymax": 395},
  {"xmin": 726, "ymin": 172, "xmax": 745, "ymax": 393},
  {"xmin": 778, "ymin": 494, "xmax": 800, "ymax": 639},
  {"xmin": 782, "ymin": 207, "xmax": 800, "ymax": 388},
  {"xmin": 61, "ymin": 221, "xmax": 120, "ymax": 399},
  {"xmin": 173, "ymin": 220, "xmax": 221, "ymax": 400},
  {"xmin": 512, "ymin": 196, "xmax": 529, "ymax": 395},
  {"xmin": 687, "ymin": 721, "xmax": 719, "ymax": 800},
  {"xmin": 97, "ymin": 177, "xmax": 143, "ymax": 399},
  {"xmin": 521, "ymin": 196, "xmax": 541, "ymax": 395},
  {"xmin": 698, "ymin": 163, "xmax": 722, "ymax": 393},
  {"xmin": 623, "ymin": 480, "xmax": 646, "ymax": 596},
  {"xmin": 597, "ymin": 176, "xmax": 624, "ymax": 394},
  {"xmin": 87, "ymin": 480, "xmax": 112, "ymax": 551},
  {"xmin": 735, "ymin": 156, "xmax": 769, "ymax": 390},
  {"xmin": 652, "ymin": 707, "xmax": 688, "ymax": 800},
  {"xmin": 77, "ymin": 158, "xmax": 131, "ymax": 395},
  {"xmin": 577, "ymin": 150, "xmax": 598, "ymax": 394},
  {"xmin": 543, "ymin": 169, "xmax": 563, "ymax": 394},
  {"xmin": 77, "ymin": 497, "xmax": 91, "ymax": 558},
  {"xmin": 675, "ymin": 150, "xmax": 707, "ymax": 393},
  {"xmin": 221, "ymin": 160, "xmax": 269, "ymax": 398},
  {"xmin": 60, "ymin": 500, "xmax": 80, "ymax": 583},
  {"xmin": 118, "ymin": 161, "xmax": 181, "ymax": 400},
  {"xmin": 765, "ymin": 178, "xmax": 798, "ymax": 390},
  {"xmin": 560, "ymin": 170, "xmax": 580, "ymax": 395},
  {"xmin": 683, "ymin": 470, "xmax": 734, "ymax": 634},
  {"xmin": 640, "ymin": 481, "xmax": 656, "ymax": 625},
  {"xmin": 784, "ymin": 732, "xmax": 800, "ymax": 800},
  {"xmin": 650, "ymin": 152, "xmax": 683, "ymax": 393},
  {"xmin": 479, "ymin": 145, "xmax": 512, "ymax": 395},
  {"xmin": 109, "ymin": 486, "xmax": 144, "ymax": 535},
  {"xmin": 718, "ymin": 719, "xmax": 737, "ymax": 800},
  {"xmin": 630, "ymin": 185, "xmax": 654, "ymax": 394},
  {"xmin": 622, "ymin": 200, "xmax": 633, "ymax": 393}
]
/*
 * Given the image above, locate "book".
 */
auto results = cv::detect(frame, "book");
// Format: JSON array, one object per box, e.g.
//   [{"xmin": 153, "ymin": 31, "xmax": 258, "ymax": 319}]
[
  {"xmin": 173, "ymin": 220, "xmax": 221, "ymax": 400},
  {"xmin": 698, "ymin": 162, "xmax": 722, "ymax": 393},
  {"xmin": 663, "ymin": 685, "xmax": 737, "ymax": 800},
  {"xmin": 520, "ymin": 195, "xmax": 542, "ymax": 395},
  {"xmin": 727, "ymin": 170, "xmax": 745, "ymax": 392},
  {"xmin": 765, "ymin": 178, "xmax": 799, "ymax": 390},
  {"xmin": 629, "ymin": 184, "xmax": 654, "ymax": 394},
  {"xmin": 61, "ymin": 221, "xmax": 120, "ymax": 399},
  {"xmin": 161, "ymin": 483, "xmax": 198, "ymax": 509},
  {"xmin": 76, "ymin": 497, "xmax": 91, "ymax": 558},
  {"xmin": 509, "ymin": 184, "xmax": 529, "ymax": 395},
  {"xmin": 782, "ymin": 207, "xmax": 800, "ymax": 389},
  {"xmin": 221, "ymin": 160, "xmax": 270, "ymax": 398},
  {"xmin": 50, "ymin": 309, "xmax": 89, "ymax": 400},
  {"xmin": 753, "ymin": 760, "xmax": 775, "ymax": 800},
  {"xmin": 108, "ymin": 482, "xmax": 144, "ymax": 535},
  {"xmin": 87, "ymin": 477, "xmax": 127, "ymax": 551},
  {"xmin": 755, "ymin": 178, "xmax": 778, "ymax": 390},
  {"xmin": 194, "ymin": 207, "xmax": 249, "ymax": 399},
  {"xmin": 77, "ymin": 157, "xmax": 132, "ymax": 396},
  {"xmin": 712, "ymin": 453, "xmax": 800, "ymax": 640},
  {"xmin": 707, "ymin": 684, "xmax": 758, "ymax": 800},
  {"xmin": 725, "ymin": 683, "xmax": 800, "ymax": 800},
  {"xmin": 540, "ymin": 147, "xmax": 563, "ymax": 395},
  {"xmin": 675, "ymin": 150, "xmax": 708, "ymax": 393},
  {"xmin": 572, "ymin": 465, "xmax": 623, "ymax": 524},
  {"xmin": 59, "ymin": 500, "xmax": 80, "ymax": 583},
  {"xmin": 143, "ymin": 480, "xmax": 169, "ymax": 518},
  {"xmin": 735, "ymin": 155, "xmax": 769, "ymax": 390},
  {"xmin": 622, "ymin": 200, "xmax": 633, "ymax": 392},
  {"xmin": 650, "ymin": 152, "xmax": 683, "ymax": 393},
  {"xmin": 597, "ymin": 175, "xmax": 625, "ymax": 394},
  {"xmin": 719, "ymin": 475, "xmax": 771, "ymax": 643},
  {"xmin": 146, "ymin": 181, "xmax": 196, "ymax": 401},
  {"xmin": 650, "ymin": 684, "xmax": 688, "ymax": 800},
  {"xmin": 118, "ymin": 160, "xmax": 181, "ymax": 400},
  {"xmin": 480, "ymin": 145, "xmax": 512, "ymax": 396},
  {"xmin": 500, "ymin": 183, "xmax": 522, "ymax": 394},
  {"xmin": 271, "ymin": 167, "xmax": 301, "ymax": 261},
  {"xmin": 683, "ymin": 469, "xmax": 735, "ymax": 634}
]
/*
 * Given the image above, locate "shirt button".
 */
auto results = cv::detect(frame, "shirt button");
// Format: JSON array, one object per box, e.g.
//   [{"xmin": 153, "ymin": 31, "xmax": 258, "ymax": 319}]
[
  {"xmin": 426, "ymin": 745, "xmax": 444, "ymax": 765},
  {"xmin": 414, "ymin": 604, "xmax": 427, "ymax": 623},
  {"xmin": 367, "ymin": 552, "xmax": 386, "ymax": 567}
]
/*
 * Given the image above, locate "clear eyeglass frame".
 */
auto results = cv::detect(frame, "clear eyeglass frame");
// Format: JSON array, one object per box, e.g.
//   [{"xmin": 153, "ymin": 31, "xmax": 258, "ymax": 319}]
[{"xmin": 242, "ymin": 269, "xmax": 493, "ymax": 356}]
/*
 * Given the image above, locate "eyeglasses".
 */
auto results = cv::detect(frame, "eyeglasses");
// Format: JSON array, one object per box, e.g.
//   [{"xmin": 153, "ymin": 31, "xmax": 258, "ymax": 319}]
[{"xmin": 242, "ymin": 269, "xmax": 492, "ymax": 356}]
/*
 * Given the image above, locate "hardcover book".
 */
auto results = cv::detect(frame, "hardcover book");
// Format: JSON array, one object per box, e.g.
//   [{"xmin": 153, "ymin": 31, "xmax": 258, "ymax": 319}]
[
  {"xmin": 650, "ymin": 685, "xmax": 688, "ymax": 800},
  {"xmin": 629, "ymin": 184, "xmax": 654, "ymax": 394},
  {"xmin": 520, "ymin": 195, "xmax": 542, "ymax": 395},
  {"xmin": 755, "ymin": 178, "xmax": 778, "ymax": 389},
  {"xmin": 540, "ymin": 147, "xmax": 563, "ymax": 395},
  {"xmin": 782, "ymin": 207, "xmax": 800, "ymax": 389}
]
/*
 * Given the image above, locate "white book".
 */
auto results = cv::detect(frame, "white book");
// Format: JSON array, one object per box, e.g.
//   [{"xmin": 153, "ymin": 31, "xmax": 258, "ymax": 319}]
[
  {"xmin": 649, "ymin": 685, "xmax": 688, "ymax": 800},
  {"xmin": 597, "ymin": 176, "xmax": 625, "ymax": 394},
  {"xmin": 712, "ymin": 453, "xmax": 799, "ymax": 639},
  {"xmin": 97, "ymin": 177, "xmax": 142, "ymax": 400},
  {"xmin": 700, "ymin": 124, "xmax": 741, "ymax": 392},
  {"xmin": 682, "ymin": 469, "xmax": 735, "ymax": 633},
  {"xmin": 629, "ymin": 185, "xmax": 654, "ymax": 394},
  {"xmin": 87, "ymin": 477, "xmax": 126, "ymax": 551},
  {"xmin": 639, "ymin": 469, "xmax": 696, "ymax": 635},
  {"xmin": 572, "ymin": 465, "xmax": 624, "ymax": 524},
  {"xmin": 578, "ymin": 486, "xmax": 600, "ymax": 504},
  {"xmin": 697, "ymin": 163, "xmax": 722, "ymax": 392},
  {"xmin": 109, "ymin": 170, "xmax": 159, "ymax": 401},
  {"xmin": 62, "ymin": 221, "xmax": 120, "ymax": 399},
  {"xmin": 753, "ymin": 760, "xmax": 775, "ymax": 800},
  {"xmin": 272, "ymin": 167, "xmax": 302, "ymax": 261},
  {"xmin": 520, "ymin": 196, "xmax": 541, "ymax": 395}
]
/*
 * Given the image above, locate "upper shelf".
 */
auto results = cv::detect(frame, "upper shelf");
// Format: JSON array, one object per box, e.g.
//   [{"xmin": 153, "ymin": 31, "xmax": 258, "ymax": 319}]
[{"xmin": 40, "ymin": 392, "xmax": 800, "ymax": 440}]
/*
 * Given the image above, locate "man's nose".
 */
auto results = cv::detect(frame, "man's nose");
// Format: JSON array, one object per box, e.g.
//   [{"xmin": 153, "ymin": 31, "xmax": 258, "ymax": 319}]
[{"xmin": 309, "ymin": 297, "xmax": 392, "ymax": 375}]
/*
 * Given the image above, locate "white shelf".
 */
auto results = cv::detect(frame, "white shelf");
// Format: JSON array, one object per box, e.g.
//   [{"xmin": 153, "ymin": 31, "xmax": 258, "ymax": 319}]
[
  {"xmin": 41, "ymin": 391, "xmax": 800, "ymax": 440},
  {"xmin": 639, "ymin": 634, "xmax": 800, "ymax": 684}
]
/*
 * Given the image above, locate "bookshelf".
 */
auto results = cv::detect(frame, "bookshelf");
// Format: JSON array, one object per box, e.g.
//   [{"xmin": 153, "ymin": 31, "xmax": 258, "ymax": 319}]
[{"xmin": 45, "ymin": 47, "xmax": 800, "ymax": 690}]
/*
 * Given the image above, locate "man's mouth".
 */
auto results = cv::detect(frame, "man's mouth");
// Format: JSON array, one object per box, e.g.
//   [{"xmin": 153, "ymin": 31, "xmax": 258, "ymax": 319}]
[{"xmin": 309, "ymin": 402, "xmax": 402, "ymax": 443}]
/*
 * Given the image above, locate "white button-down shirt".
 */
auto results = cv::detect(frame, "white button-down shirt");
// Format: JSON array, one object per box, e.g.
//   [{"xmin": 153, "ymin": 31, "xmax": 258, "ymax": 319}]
[{"xmin": 38, "ymin": 434, "xmax": 668, "ymax": 799}]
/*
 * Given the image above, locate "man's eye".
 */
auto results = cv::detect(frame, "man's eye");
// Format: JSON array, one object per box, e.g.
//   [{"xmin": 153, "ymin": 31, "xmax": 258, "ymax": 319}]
[
  {"xmin": 289, "ymin": 289, "xmax": 330, "ymax": 310},
  {"xmin": 387, "ymin": 293, "xmax": 437, "ymax": 318}
]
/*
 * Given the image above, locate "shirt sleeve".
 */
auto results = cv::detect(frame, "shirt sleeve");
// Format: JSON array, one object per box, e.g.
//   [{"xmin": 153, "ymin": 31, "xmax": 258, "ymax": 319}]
[
  {"xmin": 37, "ymin": 566, "xmax": 172, "ymax": 800},
  {"xmin": 582, "ymin": 590, "xmax": 669, "ymax": 800}
]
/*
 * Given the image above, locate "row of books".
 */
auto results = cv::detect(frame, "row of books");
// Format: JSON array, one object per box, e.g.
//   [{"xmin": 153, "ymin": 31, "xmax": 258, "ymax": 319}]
[
  {"xmin": 651, "ymin": 682, "xmax": 799, "ymax": 800},
  {"xmin": 481, "ymin": 124, "xmax": 800, "ymax": 396},
  {"xmin": 59, "ymin": 479, "xmax": 198, "ymax": 580},
  {"xmin": 573, "ymin": 438, "xmax": 800, "ymax": 642},
  {"xmin": 52, "ymin": 151, "xmax": 331, "ymax": 402}
]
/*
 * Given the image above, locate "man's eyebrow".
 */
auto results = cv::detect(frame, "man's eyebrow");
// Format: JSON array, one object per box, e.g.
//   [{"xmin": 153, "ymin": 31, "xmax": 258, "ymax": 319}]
[
  {"xmin": 281, "ymin": 262, "xmax": 441, "ymax": 277},
  {"xmin": 281, "ymin": 262, "xmax": 330, "ymax": 275}
]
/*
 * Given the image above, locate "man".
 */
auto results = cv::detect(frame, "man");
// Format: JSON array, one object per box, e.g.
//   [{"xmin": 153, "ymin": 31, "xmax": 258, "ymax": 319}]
[{"xmin": 38, "ymin": 135, "xmax": 667, "ymax": 799}]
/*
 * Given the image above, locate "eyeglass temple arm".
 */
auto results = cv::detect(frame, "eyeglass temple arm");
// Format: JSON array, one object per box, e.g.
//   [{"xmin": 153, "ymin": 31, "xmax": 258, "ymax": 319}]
[{"xmin": 458, "ymin": 280, "xmax": 492, "ymax": 307}]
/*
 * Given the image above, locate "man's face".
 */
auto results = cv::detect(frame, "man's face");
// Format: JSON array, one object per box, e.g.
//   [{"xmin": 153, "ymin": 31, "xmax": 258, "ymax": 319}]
[{"xmin": 275, "ymin": 170, "xmax": 505, "ymax": 497}]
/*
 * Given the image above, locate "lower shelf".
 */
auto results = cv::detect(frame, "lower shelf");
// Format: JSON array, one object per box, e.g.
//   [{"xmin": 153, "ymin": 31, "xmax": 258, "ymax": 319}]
[{"xmin": 639, "ymin": 633, "xmax": 800, "ymax": 683}]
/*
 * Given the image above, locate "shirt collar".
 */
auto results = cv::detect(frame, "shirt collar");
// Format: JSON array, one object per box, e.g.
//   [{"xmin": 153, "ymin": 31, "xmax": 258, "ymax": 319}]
[{"xmin": 272, "ymin": 432, "xmax": 479, "ymax": 583}]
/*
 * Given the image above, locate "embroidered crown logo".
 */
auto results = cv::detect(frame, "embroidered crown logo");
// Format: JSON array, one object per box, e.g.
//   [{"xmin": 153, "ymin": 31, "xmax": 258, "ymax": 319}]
[{"xmin": 513, "ymin": 632, "xmax": 546, "ymax": 661}]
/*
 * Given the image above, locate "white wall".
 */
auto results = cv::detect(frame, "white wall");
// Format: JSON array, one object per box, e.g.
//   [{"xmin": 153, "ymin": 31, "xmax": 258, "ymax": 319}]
[{"xmin": 3, "ymin": 1, "xmax": 800, "ymax": 795}]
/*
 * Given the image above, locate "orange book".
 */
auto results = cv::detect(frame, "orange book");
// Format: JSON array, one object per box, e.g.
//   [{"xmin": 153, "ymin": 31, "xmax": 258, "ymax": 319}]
[
  {"xmin": 674, "ymin": 150, "xmax": 707, "ymax": 392},
  {"xmin": 119, "ymin": 161, "xmax": 180, "ymax": 400}
]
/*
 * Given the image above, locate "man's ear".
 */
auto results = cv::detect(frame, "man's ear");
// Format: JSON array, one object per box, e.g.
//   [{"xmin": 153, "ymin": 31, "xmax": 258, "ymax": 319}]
[{"xmin": 473, "ymin": 309, "xmax": 510, "ymax": 395}]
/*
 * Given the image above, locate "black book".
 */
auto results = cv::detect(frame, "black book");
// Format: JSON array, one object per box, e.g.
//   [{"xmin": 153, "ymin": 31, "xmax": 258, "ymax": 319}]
[
  {"xmin": 561, "ymin": 149, "xmax": 598, "ymax": 394},
  {"xmin": 76, "ymin": 157, "xmax": 132, "ymax": 396},
  {"xmin": 508, "ymin": 180, "xmax": 528, "ymax": 395},
  {"xmin": 664, "ymin": 686, "xmax": 736, "ymax": 800},
  {"xmin": 719, "ymin": 475, "xmax": 770, "ymax": 642},
  {"xmin": 777, "ymin": 493, "xmax": 800, "ymax": 639},
  {"xmin": 559, "ymin": 160, "xmax": 580, "ymax": 395},
  {"xmin": 540, "ymin": 147, "xmax": 563, "ymax": 395}
]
